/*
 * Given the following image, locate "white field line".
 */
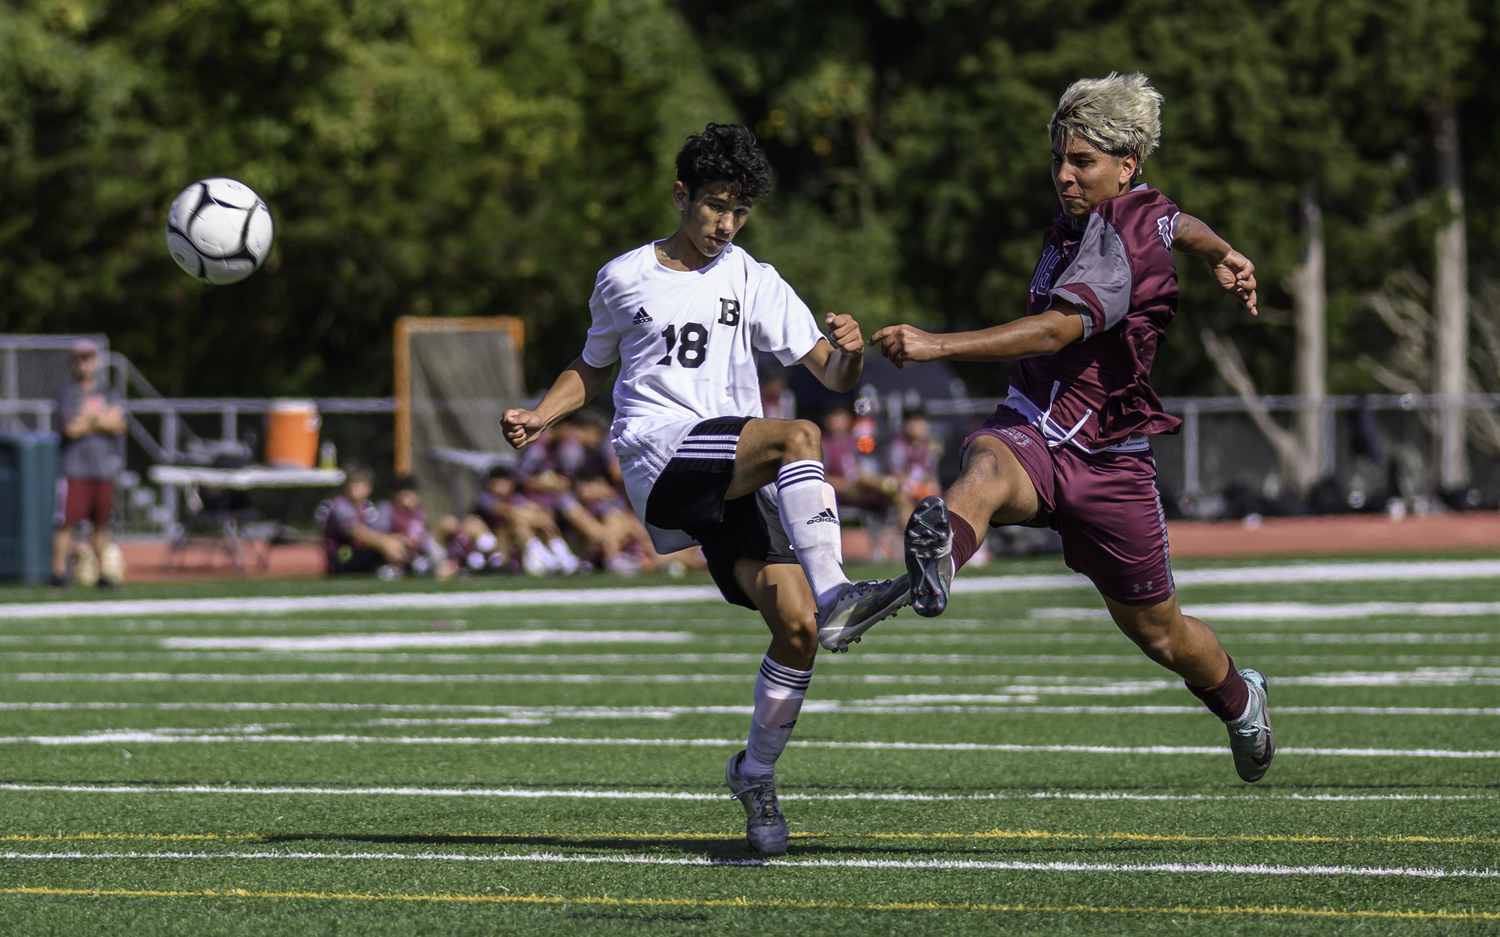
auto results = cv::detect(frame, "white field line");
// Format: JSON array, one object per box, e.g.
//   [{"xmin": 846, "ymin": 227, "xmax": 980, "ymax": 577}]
[
  {"xmin": 1, "ymin": 849, "xmax": 1495, "ymax": 878},
  {"xmin": 156, "ymin": 630, "xmax": 692, "ymax": 651},
  {"xmin": 0, "ymin": 700, "xmax": 1496, "ymax": 718},
  {"xmin": 1038, "ymin": 603, "xmax": 1500, "ymax": 622},
  {"xmin": 2, "ymin": 559, "xmax": 1497, "ymax": 620},
  {"xmin": 0, "ymin": 652, "xmax": 1157, "ymax": 666},
  {"xmin": 7, "ymin": 632, "xmax": 1500, "ymax": 652},
  {"xmin": 0, "ymin": 672, "xmax": 1023, "ymax": 687},
  {"xmin": 2, "ymin": 782, "xmax": 1490, "ymax": 803},
  {"xmin": 6, "ymin": 667, "xmax": 1497, "ymax": 687},
  {"xmin": 0, "ymin": 730, "xmax": 1494, "ymax": 758}
]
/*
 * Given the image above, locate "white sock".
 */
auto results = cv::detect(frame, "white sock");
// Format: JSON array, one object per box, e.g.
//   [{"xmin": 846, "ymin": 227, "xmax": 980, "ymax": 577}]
[
  {"xmin": 742, "ymin": 656, "xmax": 812, "ymax": 779},
  {"xmin": 775, "ymin": 460, "xmax": 849, "ymax": 608},
  {"xmin": 522, "ymin": 538, "xmax": 553, "ymax": 575},
  {"xmin": 547, "ymin": 537, "xmax": 579, "ymax": 573}
]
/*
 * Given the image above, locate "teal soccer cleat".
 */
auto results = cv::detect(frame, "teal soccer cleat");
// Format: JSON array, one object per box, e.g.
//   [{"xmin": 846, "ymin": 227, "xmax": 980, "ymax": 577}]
[{"xmin": 1227, "ymin": 668, "xmax": 1276, "ymax": 782}]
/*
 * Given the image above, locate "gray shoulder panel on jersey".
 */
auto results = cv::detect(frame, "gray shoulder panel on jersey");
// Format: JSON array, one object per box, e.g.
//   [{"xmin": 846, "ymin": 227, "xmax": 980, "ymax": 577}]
[{"xmin": 1050, "ymin": 212, "xmax": 1133, "ymax": 339}]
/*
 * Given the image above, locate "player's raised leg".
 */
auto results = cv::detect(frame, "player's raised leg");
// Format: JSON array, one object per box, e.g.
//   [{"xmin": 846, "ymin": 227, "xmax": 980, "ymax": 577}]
[
  {"xmin": 725, "ymin": 417, "xmax": 908, "ymax": 651},
  {"xmin": 1105, "ymin": 595, "xmax": 1275, "ymax": 782},
  {"xmin": 722, "ymin": 557, "xmax": 821, "ymax": 854},
  {"xmin": 907, "ymin": 434, "xmax": 1039, "ymax": 617}
]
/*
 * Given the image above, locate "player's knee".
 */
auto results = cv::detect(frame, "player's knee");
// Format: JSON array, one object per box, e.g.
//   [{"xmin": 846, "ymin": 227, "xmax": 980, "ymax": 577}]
[
  {"xmin": 1139, "ymin": 632, "xmax": 1177, "ymax": 666},
  {"xmin": 782, "ymin": 419, "xmax": 822, "ymax": 461},
  {"xmin": 780, "ymin": 616, "xmax": 819, "ymax": 666}
]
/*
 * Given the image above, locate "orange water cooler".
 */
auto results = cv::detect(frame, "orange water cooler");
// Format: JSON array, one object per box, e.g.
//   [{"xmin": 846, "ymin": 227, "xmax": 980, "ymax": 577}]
[{"xmin": 265, "ymin": 399, "xmax": 321, "ymax": 468}]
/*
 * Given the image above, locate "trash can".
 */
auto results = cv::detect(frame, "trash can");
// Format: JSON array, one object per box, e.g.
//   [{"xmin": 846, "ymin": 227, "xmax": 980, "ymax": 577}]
[{"xmin": 0, "ymin": 432, "xmax": 59, "ymax": 584}]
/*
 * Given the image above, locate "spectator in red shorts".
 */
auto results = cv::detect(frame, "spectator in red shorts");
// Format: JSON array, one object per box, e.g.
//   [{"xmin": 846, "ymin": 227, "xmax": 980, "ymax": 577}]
[{"xmin": 52, "ymin": 340, "xmax": 126, "ymax": 588}]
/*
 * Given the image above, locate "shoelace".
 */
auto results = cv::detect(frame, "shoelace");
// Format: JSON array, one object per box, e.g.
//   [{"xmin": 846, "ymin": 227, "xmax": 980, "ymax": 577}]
[{"xmin": 730, "ymin": 782, "xmax": 782, "ymax": 825}]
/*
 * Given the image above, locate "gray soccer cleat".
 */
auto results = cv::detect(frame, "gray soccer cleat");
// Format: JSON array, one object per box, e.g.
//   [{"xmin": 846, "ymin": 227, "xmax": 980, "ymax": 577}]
[
  {"xmin": 905, "ymin": 495, "xmax": 955, "ymax": 618},
  {"xmin": 816, "ymin": 576, "xmax": 910, "ymax": 653},
  {"xmin": 725, "ymin": 750, "xmax": 788, "ymax": 854},
  {"xmin": 1227, "ymin": 668, "xmax": 1276, "ymax": 782}
]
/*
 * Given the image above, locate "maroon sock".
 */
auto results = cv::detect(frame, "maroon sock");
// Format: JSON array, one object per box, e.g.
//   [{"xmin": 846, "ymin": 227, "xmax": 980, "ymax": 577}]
[
  {"xmin": 951, "ymin": 514, "xmax": 979, "ymax": 571},
  {"xmin": 1186, "ymin": 656, "xmax": 1249, "ymax": 722}
]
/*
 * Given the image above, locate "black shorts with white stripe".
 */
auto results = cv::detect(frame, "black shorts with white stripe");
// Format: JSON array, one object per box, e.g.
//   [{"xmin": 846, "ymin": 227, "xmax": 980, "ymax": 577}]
[
  {"xmin": 645, "ymin": 416, "xmax": 751, "ymax": 531},
  {"xmin": 645, "ymin": 415, "xmax": 797, "ymax": 611}
]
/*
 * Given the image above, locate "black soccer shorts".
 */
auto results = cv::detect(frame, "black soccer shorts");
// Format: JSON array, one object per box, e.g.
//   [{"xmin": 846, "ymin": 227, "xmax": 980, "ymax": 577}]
[{"xmin": 644, "ymin": 416, "xmax": 797, "ymax": 610}]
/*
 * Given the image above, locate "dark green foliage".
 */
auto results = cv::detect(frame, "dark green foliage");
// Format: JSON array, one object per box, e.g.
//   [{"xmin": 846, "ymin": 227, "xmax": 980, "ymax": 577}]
[
  {"xmin": 0, "ymin": 0, "xmax": 714, "ymax": 394},
  {"xmin": 0, "ymin": 0, "xmax": 1491, "ymax": 398}
]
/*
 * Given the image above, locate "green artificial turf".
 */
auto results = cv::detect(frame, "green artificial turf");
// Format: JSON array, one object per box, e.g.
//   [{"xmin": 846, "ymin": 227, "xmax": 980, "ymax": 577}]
[{"xmin": 0, "ymin": 556, "xmax": 1496, "ymax": 935}]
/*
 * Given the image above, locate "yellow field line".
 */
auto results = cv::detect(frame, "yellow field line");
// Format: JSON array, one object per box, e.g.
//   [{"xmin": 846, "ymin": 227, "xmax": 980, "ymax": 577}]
[
  {"xmin": 0, "ymin": 886, "xmax": 1495, "ymax": 920},
  {"xmin": 4, "ymin": 829, "xmax": 1494, "ymax": 846}
]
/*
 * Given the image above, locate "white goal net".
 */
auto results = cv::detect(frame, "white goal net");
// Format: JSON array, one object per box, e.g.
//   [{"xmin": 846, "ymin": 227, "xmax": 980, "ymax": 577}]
[{"xmin": 395, "ymin": 317, "xmax": 527, "ymax": 519}]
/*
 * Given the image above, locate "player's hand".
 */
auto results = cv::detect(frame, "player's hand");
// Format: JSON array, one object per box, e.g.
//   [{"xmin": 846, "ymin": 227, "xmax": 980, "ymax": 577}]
[
  {"xmin": 869, "ymin": 324, "xmax": 942, "ymax": 369},
  {"xmin": 824, "ymin": 313, "xmax": 864, "ymax": 356},
  {"xmin": 1212, "ymin": 250, "xmax": 1258, "ymax": 316},
  {"xmin": 502, "ymin": 408, "xmax": 546, "ymax": 450}
]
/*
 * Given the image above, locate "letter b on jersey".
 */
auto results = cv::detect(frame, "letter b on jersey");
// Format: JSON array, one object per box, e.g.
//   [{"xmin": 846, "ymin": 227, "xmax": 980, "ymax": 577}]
[{"xmin": 717, "ymin": 298, "xmax": 741, "ymax": 327}]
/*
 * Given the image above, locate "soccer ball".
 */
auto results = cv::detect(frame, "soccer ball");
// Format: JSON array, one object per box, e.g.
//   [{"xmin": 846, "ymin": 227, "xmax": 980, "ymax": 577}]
[{"xmin": 165, "ymin": 177, "xmax": 274, "ymax": 284}]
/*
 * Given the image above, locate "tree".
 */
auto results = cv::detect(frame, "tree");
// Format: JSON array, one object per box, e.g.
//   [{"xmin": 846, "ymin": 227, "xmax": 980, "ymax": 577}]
[{"xmin": 0, "ymin": 0, "xmax": 722, "ymax": 396}]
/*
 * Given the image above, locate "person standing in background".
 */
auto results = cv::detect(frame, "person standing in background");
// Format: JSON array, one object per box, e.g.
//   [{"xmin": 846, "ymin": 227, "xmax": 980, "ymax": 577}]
[{"xmin": 52, "ymin": 340, "xmax": 126, "ymax": 588}]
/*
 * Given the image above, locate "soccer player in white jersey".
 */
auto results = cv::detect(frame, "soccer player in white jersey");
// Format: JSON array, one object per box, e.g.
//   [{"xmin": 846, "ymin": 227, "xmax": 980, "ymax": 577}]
[{"xmin": 503, "ymin": 123, "xmax": 908, "ymax": 853}]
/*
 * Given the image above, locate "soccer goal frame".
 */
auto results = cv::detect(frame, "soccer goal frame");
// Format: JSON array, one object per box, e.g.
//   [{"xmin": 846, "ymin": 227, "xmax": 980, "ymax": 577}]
[{"xmin": 392, "ymin": 315, "xmax": 525, "ymax": 477}]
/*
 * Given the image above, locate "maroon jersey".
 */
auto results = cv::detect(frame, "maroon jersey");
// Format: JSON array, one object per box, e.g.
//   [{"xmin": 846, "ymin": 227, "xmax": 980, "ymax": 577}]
[{"xmin": 1010, "ymin": 185, "xmax": 1183, "ymax": 451}]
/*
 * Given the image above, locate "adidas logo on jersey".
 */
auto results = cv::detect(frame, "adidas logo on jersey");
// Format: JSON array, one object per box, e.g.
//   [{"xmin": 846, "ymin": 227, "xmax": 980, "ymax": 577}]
[
  {"xmin": 806, "ymin": 508, "xmax": 838, "ymax": 525},
  {"xmin": 632, "ymin": 308, "xmax": 653, "ymax": 325}
]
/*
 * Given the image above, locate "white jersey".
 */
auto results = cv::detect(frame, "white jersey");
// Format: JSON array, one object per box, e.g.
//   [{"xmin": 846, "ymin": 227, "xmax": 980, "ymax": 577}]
[{"xmin": 582, "ymin": 240, "xmax": 823, "ymax": 540}]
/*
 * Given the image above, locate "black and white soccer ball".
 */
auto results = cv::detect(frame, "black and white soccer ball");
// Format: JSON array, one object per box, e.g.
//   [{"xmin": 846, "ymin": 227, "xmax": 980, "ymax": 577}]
[{"xmin": 165, "ymin": 177, "xmax": 274, "ymax": 284}]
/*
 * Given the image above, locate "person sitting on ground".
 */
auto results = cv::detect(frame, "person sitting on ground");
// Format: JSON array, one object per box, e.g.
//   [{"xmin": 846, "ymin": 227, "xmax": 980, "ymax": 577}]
[
  {"xmin": 887, "ymin": 410, "xmax": 944, "ymax": 530},
  {"xmin": 514, "ymin": 426, "xmax": 574, "ymax": 510},
  {"xmin": 322, "ymin": 466, "xmax": 409, "ymax": 575},
  {"xmin": 377, "ymin": 477, "xmax": 458, "ymax": 580},
  {"xmin": 472, "ymin": 463, "xmax": 581, "ymax": 575},
  {"xmin": 564, "ymin": 465, "xmax": 663, "ymax": 575},
  {"xmin": 555, "ymin": 410, "xmax": 623, "ymax": 489},
  {"xmin": 52, "ymin": 339, "xmax": 127, "ymax": 589}
]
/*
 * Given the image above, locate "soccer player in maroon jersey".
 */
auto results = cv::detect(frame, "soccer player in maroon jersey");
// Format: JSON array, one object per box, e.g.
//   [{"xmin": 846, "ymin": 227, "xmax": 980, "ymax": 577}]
[{"xmin": 866, "ymin": 72, "xmax": 1275, "ymax": 782}]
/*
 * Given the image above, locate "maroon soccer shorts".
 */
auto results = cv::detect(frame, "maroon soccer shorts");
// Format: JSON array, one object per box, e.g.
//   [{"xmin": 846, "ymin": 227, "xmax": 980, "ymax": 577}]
[
  {"xmin": 59, "ymin": 477, "xmax": 114, "ymax": 527},
  {"xmin": 964, "ymin": 408, "xmax": 1174, "ymax": 606}
]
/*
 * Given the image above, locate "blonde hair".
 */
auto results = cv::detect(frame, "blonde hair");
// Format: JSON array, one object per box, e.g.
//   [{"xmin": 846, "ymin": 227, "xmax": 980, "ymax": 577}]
[{"xmin": 1049, "ymin": 72, "xmax": 1163, "ymax": 163}]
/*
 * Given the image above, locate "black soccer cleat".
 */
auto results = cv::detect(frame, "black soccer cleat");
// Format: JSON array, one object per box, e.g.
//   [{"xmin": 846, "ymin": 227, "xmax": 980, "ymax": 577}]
[{"xmin": 905, "ymin": 495, "xmax": 954, "ymax": 618}]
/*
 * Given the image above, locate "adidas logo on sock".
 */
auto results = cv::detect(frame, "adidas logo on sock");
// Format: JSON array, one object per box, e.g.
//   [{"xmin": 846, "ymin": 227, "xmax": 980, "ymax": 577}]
[
  {"xmin": 632, "ymin": 307, "xmax": 653, "ymax": 325},
  {"xmin": 806, "ymin": 508, "xmax": 838, "ymax": 525}
]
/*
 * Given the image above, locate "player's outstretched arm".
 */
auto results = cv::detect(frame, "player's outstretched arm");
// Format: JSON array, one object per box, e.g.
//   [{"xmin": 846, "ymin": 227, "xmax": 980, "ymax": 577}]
[
  {"xmin": 870, "ymin": 309, "xmax": 1084, "ymax": 369},
  {"xmin": 799, "ymin": 313, "xmax": 865, "ymax": 393},
  {"xmin": 1172, "ymin": 213, "xmax": 1258, "ymax": 316},
  {"xmin": 502, "ymin": 356, "xmax": 614, "ymax": 450}
]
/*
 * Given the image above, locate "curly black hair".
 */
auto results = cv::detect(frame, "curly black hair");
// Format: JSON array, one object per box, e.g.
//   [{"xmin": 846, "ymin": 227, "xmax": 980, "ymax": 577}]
[{"xmin": 675, "ymin": 123, "xmax": 773, "ymax": 202}]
